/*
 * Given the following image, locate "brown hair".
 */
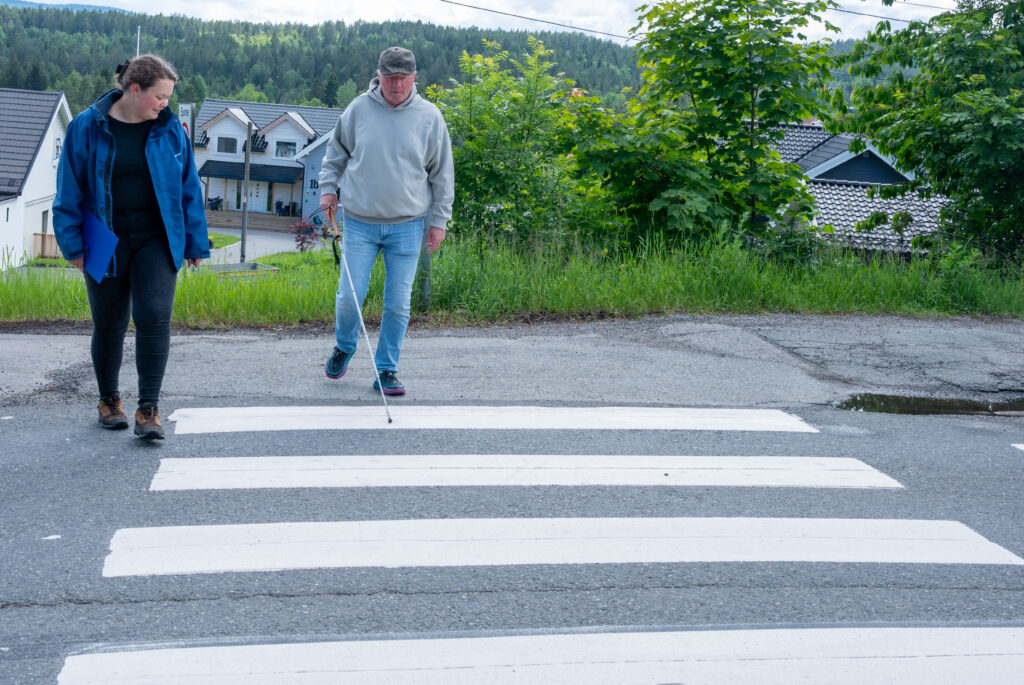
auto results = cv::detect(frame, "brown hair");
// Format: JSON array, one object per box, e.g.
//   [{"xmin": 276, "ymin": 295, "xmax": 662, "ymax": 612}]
[{"xmin": 115, "ymin": 54, "xmax": 178, "ymax": 91}]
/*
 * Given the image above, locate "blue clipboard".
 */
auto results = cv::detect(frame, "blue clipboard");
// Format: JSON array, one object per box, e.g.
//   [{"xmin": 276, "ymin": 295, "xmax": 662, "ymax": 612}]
[{"xmin": 82, "ymin": 209, "xmax": 118, "ymax": 282}]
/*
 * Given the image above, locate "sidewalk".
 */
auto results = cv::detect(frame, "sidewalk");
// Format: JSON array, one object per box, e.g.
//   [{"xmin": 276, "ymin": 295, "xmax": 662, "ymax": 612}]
[{"xmin": 2, "ymin": 314, "xmax": 1023, "ymax": 409}]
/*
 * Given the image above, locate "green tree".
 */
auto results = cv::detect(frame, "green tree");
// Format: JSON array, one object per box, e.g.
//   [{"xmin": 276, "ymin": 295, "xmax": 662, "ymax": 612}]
[
  {"xmin": 322, "ymin": 71, "xmax": 340, "ymax": 107},
  {"xmin": 633, "ymin": 0, "xmax": 838, "ymax": 236},
  {"xmin": 175, "ymin": 74, "xmax": 208, "ymax": 105},
  {"xmin": 833, "ymin": 1, "xmax": 1024, "ymax": 257},
  {"xmin": 565, "ymin": 0, "xmax": 838, "ymax": 243},
  {"xmin": 560, "ymin": 91, "xmax": 720, "ymax": 244},
  {"xmin": 232, "ymin": 83, "xmax": 269, "ymax": 103},
  {"xmin": 337, "ymin": 78, "xmax": 358, "ymax": 108},
  {"xmin": 25, "ymin": 62, "xmax": 48, "ymax": 90},
  {"xmin": 428, "ymin": 38, "xmax": 617, "ymax": 246}
]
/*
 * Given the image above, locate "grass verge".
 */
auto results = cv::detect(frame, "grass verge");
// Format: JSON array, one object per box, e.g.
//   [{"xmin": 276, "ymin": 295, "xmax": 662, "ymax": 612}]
[
  {"xmin": 2, "ymin": 238, "xmax": 1022, "ymax": 327},
  {"xmin": 208, "ymin": 232, "xmax": 239, "ymax": 249}
]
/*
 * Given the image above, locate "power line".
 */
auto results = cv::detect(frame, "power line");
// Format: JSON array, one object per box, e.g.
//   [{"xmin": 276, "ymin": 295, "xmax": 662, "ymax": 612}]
[
  {"xmin": 438, "ymin": 0, "xmax": 634, "ymax": 41},
  {"xmin": 895, "ymin": 0, "xmax": 957, "ymax": 10},
  {"xmin": 831, "ymin": 6, "xmax": 915, "ymax": 21},
  {"xmin": 831, "ymin": 1, "xmax": 952, "ymax": 22},
  {"xmin": 439, "ymin": 0, "xmax": 951, "ymax": 40}
]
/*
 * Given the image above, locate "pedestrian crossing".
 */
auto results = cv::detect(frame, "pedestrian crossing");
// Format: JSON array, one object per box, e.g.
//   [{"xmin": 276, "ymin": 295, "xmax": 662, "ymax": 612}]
[
  {"xmin": 167, "ymin": 405, "xmax": 819, "ymax": 433},
  {"xmin": 102, "ymin": 516, "xmax": 1021, "ymax": 578},
  {"xmin": 57, "ymin": 625, "xmax": 1024, "ymax": 684},
  {"xmin": 150, "ymin": 454, "xmax": 902, "ymax": 489},
  {"xmin": 58, "ymin": 403, "xmax": 1024, "ymax": 683}
]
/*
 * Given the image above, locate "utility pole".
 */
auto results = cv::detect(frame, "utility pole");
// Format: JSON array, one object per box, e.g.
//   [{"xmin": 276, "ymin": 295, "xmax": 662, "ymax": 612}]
[
  {"xmin": 240, "ymin": 121, "xmax": 252, "ymax": 263},
  {"xmin": 417, "ymin": 229, "xmax": 431, "ymax": 311},
  {"xmin": 136, "ymin": 26, "xmax": 140, "ymax": 57}
]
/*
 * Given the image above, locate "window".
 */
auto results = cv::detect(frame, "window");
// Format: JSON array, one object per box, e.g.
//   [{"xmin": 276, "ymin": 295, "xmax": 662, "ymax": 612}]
[
  {"xmin": 276, "ymin": 141, "xmax": 297, "ymax": 158},
  {"xmin": 217, "ymin": 137, "xmax": 237, "ymax": 154},
  {"xmin": 41, "ymin": 209, "xmax": 49, "ymax": 234}
]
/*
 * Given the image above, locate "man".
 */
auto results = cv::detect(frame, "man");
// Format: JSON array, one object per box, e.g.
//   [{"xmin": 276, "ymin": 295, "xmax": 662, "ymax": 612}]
[{"xmin": 320, "ymin": 46, "xmax": 454, "ymax": 395}]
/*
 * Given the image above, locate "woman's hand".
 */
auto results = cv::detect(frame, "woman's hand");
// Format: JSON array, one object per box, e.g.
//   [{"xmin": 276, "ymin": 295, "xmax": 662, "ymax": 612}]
[
  {"xmin": 69, "ymin": 257, "xmax": 85, "ymax": 271},
  {"xmin": 187, "ymin": 258, "xmax": 204, "ymax": 268}
]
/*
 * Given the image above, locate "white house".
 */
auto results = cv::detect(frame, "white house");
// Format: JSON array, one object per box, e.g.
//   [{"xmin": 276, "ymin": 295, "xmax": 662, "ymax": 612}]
[
  {"xmin": 0, "ymin": 88, "xmax": 72, "ymax": 266},
  {"xmin": 190, "ymin": 99, "xmax": 343, "ymax": 219},
  {"xmin": 292, "ymin": 134, "xmax": 332, "ymax": 221}
]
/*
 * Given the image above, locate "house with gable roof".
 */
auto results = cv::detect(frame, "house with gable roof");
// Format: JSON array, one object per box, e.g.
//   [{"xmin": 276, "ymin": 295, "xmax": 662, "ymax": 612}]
[
  {"xmin": 777, "ymin": 122, "xmax": 945, "ymax": 252},
  {"xmin": 292, "ymin": 133, "xmax": 333, "ymax": 221},
  {"xmin": 0, "ymin": 87, "xmax": 72, "ymax": 266},
  {"xmin": 191, "ymin": 99, "xmax": 343, "ymax": 220}
]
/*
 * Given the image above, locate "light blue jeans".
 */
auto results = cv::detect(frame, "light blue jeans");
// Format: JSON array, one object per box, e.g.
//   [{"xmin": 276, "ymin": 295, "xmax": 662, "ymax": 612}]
[{"xmin": 334, "ymin": 215, "xmax": 425, "ymax": 372}]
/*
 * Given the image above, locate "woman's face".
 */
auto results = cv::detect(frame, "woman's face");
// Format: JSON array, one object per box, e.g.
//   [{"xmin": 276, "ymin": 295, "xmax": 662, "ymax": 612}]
[{"xmin": 125, "ymin": 78, "xmax": 175, "ymax": 120}]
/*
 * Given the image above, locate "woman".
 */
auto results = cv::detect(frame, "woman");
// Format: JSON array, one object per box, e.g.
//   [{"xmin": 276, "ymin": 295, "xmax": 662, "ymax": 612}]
[{"xmin": 53, "ymin": 55, "xmax": 209, "ymax": 440}]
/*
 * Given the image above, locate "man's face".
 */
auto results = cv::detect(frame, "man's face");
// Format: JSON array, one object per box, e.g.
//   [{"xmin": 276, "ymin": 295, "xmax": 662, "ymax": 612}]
[{"xmin": 378, "ymin": 71, "xmax": 416, "ymax": 106}]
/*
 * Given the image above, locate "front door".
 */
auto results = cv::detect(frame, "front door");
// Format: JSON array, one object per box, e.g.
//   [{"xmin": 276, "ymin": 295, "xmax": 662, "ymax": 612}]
[{"xmin": 247, "ymin": 181, "xmax": 267, "ymax": 213}]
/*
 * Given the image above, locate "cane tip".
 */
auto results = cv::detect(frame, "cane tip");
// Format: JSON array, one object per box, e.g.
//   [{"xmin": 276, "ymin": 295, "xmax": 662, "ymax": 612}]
[{"xmin": 388, "ymin": 418, "xmax": 393, "ymax": 424}]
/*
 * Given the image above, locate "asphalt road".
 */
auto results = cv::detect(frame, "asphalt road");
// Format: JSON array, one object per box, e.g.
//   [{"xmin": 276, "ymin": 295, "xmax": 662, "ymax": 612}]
[{"xmin": 2, "ymin": 314, "xmax": 1023, "ymax": 682}]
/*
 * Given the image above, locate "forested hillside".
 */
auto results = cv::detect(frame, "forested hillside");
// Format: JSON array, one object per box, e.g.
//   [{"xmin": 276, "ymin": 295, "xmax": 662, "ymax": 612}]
[{"xmin": 0, "ymin": 5, "xmax": 640, "ymax": 113}]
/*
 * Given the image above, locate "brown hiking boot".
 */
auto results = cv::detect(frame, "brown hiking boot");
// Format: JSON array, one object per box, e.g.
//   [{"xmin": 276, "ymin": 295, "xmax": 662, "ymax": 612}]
[
  {"xmin": 134, "ymin": 406, "xmax": 165, "ymax": 440},
  {"xmin": 97, "ymin": 396, "xmax": 129, "ymax": 430}
]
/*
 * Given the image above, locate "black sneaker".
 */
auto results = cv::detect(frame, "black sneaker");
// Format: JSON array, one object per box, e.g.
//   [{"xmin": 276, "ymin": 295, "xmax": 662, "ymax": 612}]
[
  {"xmin": 134, "ymin": 405, "xmax": 165, "ymax": 440},
  {"xmin": 97, "ymin": 395, "xmax": 129, "ymax": 430},
  {"xmin": 325, "ymin": 347, "xmax": 352, "ymax": 379},
  {"xmin": 373, "ymin": 370, "xmax": 406, "ymax": 395}
]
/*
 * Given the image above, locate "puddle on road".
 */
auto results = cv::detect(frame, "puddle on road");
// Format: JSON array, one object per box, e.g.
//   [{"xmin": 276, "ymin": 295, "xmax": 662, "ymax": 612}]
[{"xmin": 836, "ymin": 393, "xmax": 1024, "ymax": 416}]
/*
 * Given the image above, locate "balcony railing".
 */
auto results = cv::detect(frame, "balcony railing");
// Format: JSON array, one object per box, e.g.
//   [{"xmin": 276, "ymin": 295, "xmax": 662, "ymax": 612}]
[{"xmin": 33, "ymin": 232, "xmax": 61, "ymax": 259}]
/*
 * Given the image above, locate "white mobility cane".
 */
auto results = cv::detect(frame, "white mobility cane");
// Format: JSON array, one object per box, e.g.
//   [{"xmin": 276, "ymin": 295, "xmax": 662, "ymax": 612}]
[{"xmin": 328, "ymin": 208, "xmax": 393, "ymax": 424}]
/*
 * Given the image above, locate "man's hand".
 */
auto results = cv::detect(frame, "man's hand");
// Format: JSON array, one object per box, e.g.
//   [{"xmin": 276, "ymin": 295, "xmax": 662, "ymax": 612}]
[
  {"xmin": 69, "ymin": 257, "xmax": 84, "ymax": 271},
  {"xmin": 187, "ymin": 258, "xmax": 204, "ymax": 268},
  {"xmin": 425, "ymin": 226, "xmax": 446, "ymax": 253},
  {"xmin": 320, "ymin": 193, "xmax": 339, "ymax": 215}
]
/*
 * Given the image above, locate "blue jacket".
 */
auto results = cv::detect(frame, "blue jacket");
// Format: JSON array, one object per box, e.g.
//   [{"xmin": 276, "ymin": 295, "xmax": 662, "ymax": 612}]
[{"xmin": 53, "ymin": 89, "xmax": 209, "ymax": 273}]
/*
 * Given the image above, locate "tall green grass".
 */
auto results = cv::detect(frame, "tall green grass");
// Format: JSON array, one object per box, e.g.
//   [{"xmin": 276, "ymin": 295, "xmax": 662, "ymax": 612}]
[{"xmin": 2, "ymin": 237, "xmax": 1023, "ymax": 326}]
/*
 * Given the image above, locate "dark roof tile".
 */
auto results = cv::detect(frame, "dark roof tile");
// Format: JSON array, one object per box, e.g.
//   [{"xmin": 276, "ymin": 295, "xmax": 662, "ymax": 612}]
[
  {"xmin": 775, "ymin": 123, "xmax": 833, "ymax": 164},
  {"xmin": 808, "ymin": 179, "xmax": 945, "ymax": 252},
  {"xmin": 0, "ymin": 88, "xmax": 62, "ymax": 196},
  {"xmin": 797, "ymin": 133, "xmax": 856, "ymax": 171}
]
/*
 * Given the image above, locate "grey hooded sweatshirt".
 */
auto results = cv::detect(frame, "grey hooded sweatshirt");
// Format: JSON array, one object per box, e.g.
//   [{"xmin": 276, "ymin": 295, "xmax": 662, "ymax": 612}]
[{"xmin": 319, "ymin": 78, "xmax": 454, "ymax": 230}]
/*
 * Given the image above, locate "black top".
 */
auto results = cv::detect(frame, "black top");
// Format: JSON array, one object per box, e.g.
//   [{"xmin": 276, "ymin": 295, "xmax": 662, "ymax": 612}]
[{"xmin": 108, "ymin": 116, "xmax": 160, "ymax": 221}]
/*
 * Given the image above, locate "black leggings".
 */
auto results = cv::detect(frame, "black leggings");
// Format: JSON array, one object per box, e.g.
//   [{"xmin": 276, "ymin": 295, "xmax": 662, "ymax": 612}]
[{"xmin": 85, "ymin": 221, "xmax": 178, "ymax": 406}]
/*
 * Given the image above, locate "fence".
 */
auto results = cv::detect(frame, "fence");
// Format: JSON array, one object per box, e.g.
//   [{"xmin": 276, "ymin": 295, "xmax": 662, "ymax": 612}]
[{"xmin": 33, "ymin": 233, "xmax": 61, "ymax": 259}]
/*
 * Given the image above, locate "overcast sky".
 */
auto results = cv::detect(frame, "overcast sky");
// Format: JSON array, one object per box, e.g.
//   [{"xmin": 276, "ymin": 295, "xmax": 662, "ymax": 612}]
[{"xmin": 42, "ymin": 0, "xmax": 957, "ymax": 43}]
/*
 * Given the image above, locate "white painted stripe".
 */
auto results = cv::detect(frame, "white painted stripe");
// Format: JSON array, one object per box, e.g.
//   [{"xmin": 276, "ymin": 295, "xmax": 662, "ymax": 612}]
[
  {"xmin": 102, "ymin": 517, "xmax": 1023, "ymax": 577},
  {"xmin": 1013, "ymin": 444, "xmax": 1024, "ymax": 451},
  {"xmin": 58, "ymin": 626, "xmax": 1024, "ymax": 684},
  {"xmin": 150, "ymin": 455, "xmax": 903, "ymax": 490},
  {"xmin": 167, "ymin": 405, "xmax": 818, "ymax": 434}
]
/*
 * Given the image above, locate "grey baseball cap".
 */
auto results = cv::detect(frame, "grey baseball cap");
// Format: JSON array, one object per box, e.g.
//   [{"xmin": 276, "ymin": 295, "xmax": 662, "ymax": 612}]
[{"xmin": 378, "ymin": 47, "xmax": 416, "ymax": 75}]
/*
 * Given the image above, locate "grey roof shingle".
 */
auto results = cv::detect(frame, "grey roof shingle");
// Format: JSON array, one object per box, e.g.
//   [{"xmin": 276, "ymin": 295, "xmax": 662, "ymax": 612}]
[
  {"xmin": 808, "ymin": 180, "xmax": 945, "ymax": 252},
  {"xmin": 796, "ymin": 133, "xmax": 856, "ymax": 172},
  {"xmin": 0, "ymin": 88, "xmax": 63, "ymax": 197},
  {"xmin": 775, "ymin": 123, "xmax": 833, "ymax": 165},
  {"xmin": 194, "ymin": 99, "xmax": 343, "ymax": 144}
]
